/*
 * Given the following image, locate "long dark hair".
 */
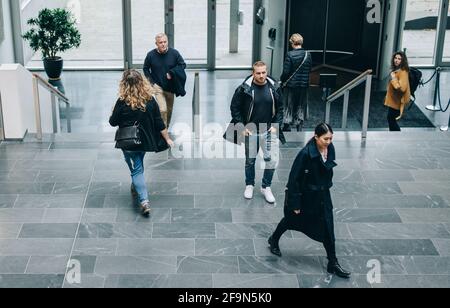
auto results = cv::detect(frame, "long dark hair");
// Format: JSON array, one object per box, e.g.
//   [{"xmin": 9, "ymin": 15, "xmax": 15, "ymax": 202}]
[
  {"xmin": 307, "ymin": 123, "xmax": 334, "ymax": 145},
  {"xmin": 391, "ymin": 51, "xmax": 410, "ymax": 72}
]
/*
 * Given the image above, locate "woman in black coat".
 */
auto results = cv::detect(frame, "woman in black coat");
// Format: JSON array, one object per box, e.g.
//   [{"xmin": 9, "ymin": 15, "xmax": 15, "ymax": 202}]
[
  {"xmin": 110, "ymin": 70, "xmax": 174, "ymax": 215},
  {"xmin": 269, "ymin": 123, "xmax": 351, "ymax": 279}
]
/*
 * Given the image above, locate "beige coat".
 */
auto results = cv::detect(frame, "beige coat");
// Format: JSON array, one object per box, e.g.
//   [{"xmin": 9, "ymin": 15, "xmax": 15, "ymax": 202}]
[{"xmin": 384, "ymin": 69, "xmax": 411, "ymax": 120}]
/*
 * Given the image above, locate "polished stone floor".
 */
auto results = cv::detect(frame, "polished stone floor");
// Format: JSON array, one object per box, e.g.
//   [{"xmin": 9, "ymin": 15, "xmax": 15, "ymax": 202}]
[
  {"xmin": 43, "ymin": 69, "xmax": 450, "ymax": 134},
  {"xmin": 0, "ymin": 130, "xmax": 449, "ymax": 288}
]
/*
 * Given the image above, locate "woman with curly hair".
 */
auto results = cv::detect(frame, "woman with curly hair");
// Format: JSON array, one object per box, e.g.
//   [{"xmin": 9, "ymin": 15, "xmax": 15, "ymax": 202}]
[{"xmin": 110, "ymin": 70, "xmax": 174, "ymax": 215}]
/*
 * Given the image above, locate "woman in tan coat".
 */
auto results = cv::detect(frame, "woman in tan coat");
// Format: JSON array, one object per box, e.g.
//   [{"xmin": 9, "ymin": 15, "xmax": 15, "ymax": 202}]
[{"xmin": 385, "ymin": 51, "xmax": 411, "ymax": 131}]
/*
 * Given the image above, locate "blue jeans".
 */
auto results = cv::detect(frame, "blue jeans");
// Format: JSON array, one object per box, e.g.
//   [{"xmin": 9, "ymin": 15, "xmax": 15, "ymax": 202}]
[
  {"xmin": 245, "ymin": 132, "xmax": 279, "ymax": 189},
  {"xmin": 123, "ymin": 151, "xmax": 149, "ymax": 204}
]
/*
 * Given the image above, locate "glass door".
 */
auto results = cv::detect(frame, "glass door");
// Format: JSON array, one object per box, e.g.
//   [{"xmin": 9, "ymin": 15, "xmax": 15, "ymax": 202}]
[
  {"xmin": 130, "ymin": 0, "xmax": 165, "ymax": 66},
  {"xmin": 437, "ymin": 0, "xmax": 450, "ymax": 65},
  {"xmin": 173, "ymin": 0, "xmax": 208, "ymax": 66},
  {"xmin": 215, "ymin": 0, "xmax": 254, "ymax": 68},
  {"xmin": 401, "ymin": 0, "xmax": 441, "ymax": 66},
  {"xmin": 128, "ymin": 0, "xmax": 254, "ymax": 69},
  {"xmin": 129, "ymin": 0, "xmax": 209, "ymax": 68}
]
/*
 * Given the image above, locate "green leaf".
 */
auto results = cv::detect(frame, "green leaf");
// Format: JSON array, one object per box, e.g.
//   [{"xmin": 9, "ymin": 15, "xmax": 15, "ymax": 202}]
[{"xmin": 22, "ymin": 8, "xmax": 81, "ymax": 59}]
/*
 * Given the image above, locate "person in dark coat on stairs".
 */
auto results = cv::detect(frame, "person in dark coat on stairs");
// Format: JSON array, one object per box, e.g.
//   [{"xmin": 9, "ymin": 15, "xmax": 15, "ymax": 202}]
[
  {"xmin": 268, "ymin": 123, "xmax": 351, "ymax": 279},
  {"xmin": 110, "ymin": 70, "xmax": 174, "ymax": 216},
  {"xmin": 280, "ymin": 34, "xmax": 312, "ymax": 132}
]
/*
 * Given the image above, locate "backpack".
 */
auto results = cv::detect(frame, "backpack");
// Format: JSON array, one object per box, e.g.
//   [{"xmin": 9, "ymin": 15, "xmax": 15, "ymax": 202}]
[{"xmin": 409, "ymin": 67, "xmax": 422, "ymax": 100}]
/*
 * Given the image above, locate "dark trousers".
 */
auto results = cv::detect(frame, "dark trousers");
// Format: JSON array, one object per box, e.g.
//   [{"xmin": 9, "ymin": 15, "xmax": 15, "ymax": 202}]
[
  {"xmin": 272, "ymin": 217, "xmax": 337, "ymax": 262},
  {"xmin": 283, "ymin": 87, "xmax": 308, "ymax": 127},
  {"xmin": 387, "ymin": 107, "xmax": 401, "ymax": 132}
]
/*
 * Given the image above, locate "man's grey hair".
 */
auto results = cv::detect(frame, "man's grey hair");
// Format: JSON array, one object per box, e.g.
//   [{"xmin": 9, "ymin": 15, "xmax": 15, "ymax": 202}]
[{"xmin": 155, "ymin": 33, "xmax": 168, "ymax": 41}]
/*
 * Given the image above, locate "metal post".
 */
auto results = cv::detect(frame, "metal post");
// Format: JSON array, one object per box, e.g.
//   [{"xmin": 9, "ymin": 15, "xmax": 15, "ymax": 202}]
[
  {"xmin": 323, "ymin": 0, "xmax": 330, "ymax": 65},
  {"xmin": 208, "ymin": 0, "xmax": 217, "ymax": 70},
  {"xmin": 325, "ymin": 94, "xmax": 331, "ymax": 124},
  {"xmin": 165, "ymin": 0, "xmax": 175, "ymax": 47},
  {"xmin": 266, "ymin": 46, "xmax": 274, "ymax": 76},
  {"xmin": 324, "ymin": 88, "xmax": 331, "ymax": 123},
  {"xmin": 342, "ymin": 90, "xmax": 350, "ymax": 129},
  {"xmin": 192, "ymin": 72, "xmax": 201, "ymax": 139},
  {"xmin": 229, "ymin": 0, "xmax": 239, "ymax": 53},
  {"xmin": 32, "ymin": 78, "xmax": 43, "ymax": 140},
  {"xmin": 426, "ymin": 67, "xmax": 442, "ymax": 111},
  {"xmin": 122, "ymin": 0, "xmax": 133, "ymax": 70},
  {"xmin": 51, "ymin": 94, "xmax": 58, "ymax": 133},
  {"xmin": 362, "ymin": 75, "xmax": 373, "ymax": 140},
  {"xmin": 66, "ymin": 103, "xmax": 72, "ymax": 133},
  {"xmin": 0, "ymin": 92, "xmax": 4, "ymax": 141}
]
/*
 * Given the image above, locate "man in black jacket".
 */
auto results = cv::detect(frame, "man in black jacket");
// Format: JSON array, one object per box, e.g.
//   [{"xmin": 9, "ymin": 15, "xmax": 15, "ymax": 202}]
[
  {"xmin": 143, "ymin": 33, "xmax": 187, "ymax": 128},
  {"xmin": 280, "ymin": 34, "xmax": 312, "ymax": 131},
  {"xmin": 224, "ymin": 61, "xmax": 286, "ymax": 204}
]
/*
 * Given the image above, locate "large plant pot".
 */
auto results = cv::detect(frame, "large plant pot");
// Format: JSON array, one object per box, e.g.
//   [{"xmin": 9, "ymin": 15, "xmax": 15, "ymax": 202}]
[{"xmin": 43, "ymin": 57, "xmax": 63, "ymax": 80}]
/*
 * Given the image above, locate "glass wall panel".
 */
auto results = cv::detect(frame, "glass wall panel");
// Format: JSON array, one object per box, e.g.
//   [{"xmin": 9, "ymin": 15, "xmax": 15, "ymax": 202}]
[
  {"xmin": 215, "ymin": 0, "xmax": 254, "ymax": 67},
  {"xmin": 401, "ymin": 0, "xmax": 440, "ymax": 65},
  {"xmin": 174, "ymin": 0, "xmax": 208, "ymax": 65},
  {"xmin": 24, "ymin": 0, "xmax": 124, "ymax": 68},
  {"xmin": 131, "ymin": 0, "xmax": 165, "ymax": 65}
]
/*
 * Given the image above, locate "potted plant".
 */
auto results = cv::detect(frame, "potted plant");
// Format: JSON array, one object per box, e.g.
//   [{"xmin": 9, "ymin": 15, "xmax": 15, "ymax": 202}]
[{"xmin": 22, "ymin": 8, "xmax": 81, "ymax": 80}]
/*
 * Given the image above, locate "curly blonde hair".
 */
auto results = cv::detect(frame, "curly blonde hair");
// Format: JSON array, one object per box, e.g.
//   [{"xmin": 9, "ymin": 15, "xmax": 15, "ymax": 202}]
[{"xmin": 118, "ymin": 70, "xmax": 154, "ymax": 111}]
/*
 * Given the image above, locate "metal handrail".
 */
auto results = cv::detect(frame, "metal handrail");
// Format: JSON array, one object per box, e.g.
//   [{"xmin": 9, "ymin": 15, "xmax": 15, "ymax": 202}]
[
  {"xmin": 33, "ymin": 74, "xmax": 69, "ymax": 104},
  {"xmin": 32, "ymin": 74, "xmax": 72, "ymax": 140},
  {"xmin": 327, "ymin": 69, "xmax": 373, "ymax": 103},
  {"xmin": 192, "ymin": 72, "xmax": 201, "ymax": 139},
  {"xmin": 323, "ymin": 69, "xmax": 373, "ymax": 140},
  {"xmin": 308, "ymin": 50, "xmax": 355, "ymax": 56}
]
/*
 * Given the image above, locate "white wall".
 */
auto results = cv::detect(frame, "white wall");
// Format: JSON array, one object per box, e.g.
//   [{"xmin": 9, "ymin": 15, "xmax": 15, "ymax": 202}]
[
  {"xmin": 0, "ymin": 0, "xmax": 15, "ymax": 64},
  {"xmin": 0, "ymin": 64, "xmax": 56, "ymax": 140},
  {"xmin": 260, "ymin": 0, "xmax": 287, "ymax": 79}
]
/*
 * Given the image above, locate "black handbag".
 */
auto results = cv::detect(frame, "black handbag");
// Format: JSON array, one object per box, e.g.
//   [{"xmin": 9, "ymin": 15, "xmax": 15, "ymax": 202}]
[{"xmin": 115, "ymin": 122, "xmax": 142, "ymax": 150}]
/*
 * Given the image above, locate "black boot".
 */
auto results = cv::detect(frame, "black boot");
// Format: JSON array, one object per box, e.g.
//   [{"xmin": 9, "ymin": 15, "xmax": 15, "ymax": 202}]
[
  {"xmin": 268, "ymin": 236, "xmax": 282, "ymax": 257},
  {"xmin": 327, "ymin": 260, "xmax": 351, "ymax": 279}
]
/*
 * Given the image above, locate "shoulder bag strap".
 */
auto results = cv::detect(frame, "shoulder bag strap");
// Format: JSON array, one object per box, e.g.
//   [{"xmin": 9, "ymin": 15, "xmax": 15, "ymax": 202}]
[{"xmin": 283, "ymin": 51, "xmax": 309, "ymax": 87}]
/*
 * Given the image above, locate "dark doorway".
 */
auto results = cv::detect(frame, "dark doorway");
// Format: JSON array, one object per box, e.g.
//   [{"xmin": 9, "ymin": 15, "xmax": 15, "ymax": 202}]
[{"xmin": 287, "ymin": 0, "xmax": 383, "ymax": 79}]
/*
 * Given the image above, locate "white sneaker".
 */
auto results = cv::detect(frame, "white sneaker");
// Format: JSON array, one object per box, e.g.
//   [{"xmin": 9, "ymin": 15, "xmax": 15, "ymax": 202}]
[
  {"xmin": 244, "ymin": 185, "xmax": 255, "ymax": 200},
  {"xmin": 261, "ymin": 187, "xmax": 276, "ymax": 204}
]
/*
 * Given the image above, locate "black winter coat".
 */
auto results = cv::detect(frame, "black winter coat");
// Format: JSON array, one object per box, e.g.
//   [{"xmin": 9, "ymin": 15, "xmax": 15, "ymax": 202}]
[
  {"xmin": 280, "ymin": 48, "xmax": 312, "ymax": 88},
  {"xmin": 109, "ymin": 99, "xmax": 169, "ymax": 153},
  {"xmin": 284, "ymin": 140, "xmax": 337, "ymax": 243},
  {"xmin": 223, "ymin": 76, "xmax": 286, "ymax": 145},
  {"xmin": 168, "ymin": 65, "xmax": 187, "ymax": 97}
]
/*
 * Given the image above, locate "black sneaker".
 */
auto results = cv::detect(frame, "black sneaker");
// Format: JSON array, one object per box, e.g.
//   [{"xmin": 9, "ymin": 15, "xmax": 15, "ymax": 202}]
[{"xmin": 140, "ymin": 201, "xmax": 151, "ymax": 216}]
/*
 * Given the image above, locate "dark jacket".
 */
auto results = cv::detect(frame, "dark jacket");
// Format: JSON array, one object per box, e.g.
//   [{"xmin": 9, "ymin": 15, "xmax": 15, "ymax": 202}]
[
  {"xmin": 143, "ymin": 48, "xmax": 187, "ymax": 93},
  {"xmin": 109, "ymin": 98, "xmax": 169, "ymax": 153},
  {"xmin": 280, "ymin": 48, "xmax": 312, "ymax": 88},
  {"xmin": 168, "ymin": 65, "xmax": 187, "ymax": 97},
  {"xmin": 283, "ymin": 140, "xmax": 337, "ymax": 243},
  {"xmin": 223, "ymin": 75, "xmax": 286, "ymax": 145}
]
